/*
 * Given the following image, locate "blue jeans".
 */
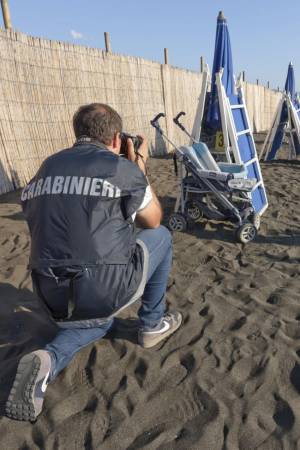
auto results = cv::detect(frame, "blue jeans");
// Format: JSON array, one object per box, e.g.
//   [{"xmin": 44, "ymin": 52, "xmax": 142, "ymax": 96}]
[{"xmin": 45, "ymin": 225, "xmax": 172, "ymax": 380}]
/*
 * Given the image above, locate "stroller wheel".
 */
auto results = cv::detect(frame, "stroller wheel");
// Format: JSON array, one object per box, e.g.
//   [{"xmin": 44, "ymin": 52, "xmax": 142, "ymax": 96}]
[
  {"xmin": 168, "ymin": 213, "xmax": 187, "ymax": 232},
  {"xmin": 249, "ymin": 213, "xmax": 261, "ymax": 230},
  {"xmin": 185, "ymin": 201, "xmax": 203, "ymax": 221},
  {"xmin": 236, "ymin": 223, "xmax": 257, "ymax": 244}
]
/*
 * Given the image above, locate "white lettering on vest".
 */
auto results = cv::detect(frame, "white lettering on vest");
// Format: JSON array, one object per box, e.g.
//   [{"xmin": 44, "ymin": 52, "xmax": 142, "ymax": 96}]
[
  {"xmin": 27, "ymin": 182, "xmax": 36, "ymax": 200},
  {"xmin": 41, "ymin": 177, "xmax": 52, "ymax": 195},
  {"xmin": 34, "ymin": 178, "xmax": 44, "ymax": 197},
  {"xmin": 69, "ymin": 176, "xmax": 84, "ymax": 195},
  {"xmin": 21, "ymin": 184, "xmax": 29, "ymax": 201},
  {"xmin": 52, "ymin": 176, "xmax": 64, "ymax": 194},
  {"xmin": 102, "ymin": 180, "xmax": 115, "ymax": 198},
  {"xmin": 63, "ymin": 176, "xmax": 71, "ymax": 194},
  {"xmin": 21, "ymin": 176, "xmax": 122, "ymax": 200},
  {"xmin": 90, "ymin": 178, "xmax": 103, "ymax": 196},
  {"xmin": 83, "ymin": 177, "xmax": 91, "ymax": 195}
]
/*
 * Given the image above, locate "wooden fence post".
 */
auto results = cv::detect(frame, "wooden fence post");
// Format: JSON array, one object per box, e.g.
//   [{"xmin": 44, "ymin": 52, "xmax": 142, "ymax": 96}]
[
  {"xmin": 1, "ymin": 0, "xmax": 12, "ymax": 29},
  {"xmin": 104, "ymin": 32, "xmax": 111, "ymax": 52},
  {"xmin": 164, "ymin": 48, "xmax": 168, "ymax": 65},
  {"xmin": 200, "ymin": 56, "xmax": 204, "ymax": 73}
]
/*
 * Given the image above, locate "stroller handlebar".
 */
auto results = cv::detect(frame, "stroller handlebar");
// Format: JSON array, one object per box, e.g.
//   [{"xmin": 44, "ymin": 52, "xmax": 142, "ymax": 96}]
[
  {"xmin": 150, "ymin": 112, "xmax": 182, "ymax": 152},
  {"xmin": 173, "ymin": 111, "xmax": 189, "ymax": 133},
  {"xmin": 150, "ymin": 113, "xmax": 165, "ymax": 128},
  {"xmin": 173, "ymin": 111, "xmax": 186, "ymax": 124}
]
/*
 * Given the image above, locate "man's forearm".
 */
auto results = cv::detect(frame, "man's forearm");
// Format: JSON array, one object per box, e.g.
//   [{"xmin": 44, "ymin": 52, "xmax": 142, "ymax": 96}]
[
  {"xmin": 149, "ymin": 185, "xmax": 162, "ymax": 213},
  {"xmin": 136, "ymin": 158, "xmax": 163, "ymax": 217}
]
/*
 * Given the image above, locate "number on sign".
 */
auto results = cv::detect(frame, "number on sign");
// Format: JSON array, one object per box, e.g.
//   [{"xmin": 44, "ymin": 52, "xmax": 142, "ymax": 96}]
[{"xmin": 215, "ymin": 131, "xmax": 224, "ymax": 150}]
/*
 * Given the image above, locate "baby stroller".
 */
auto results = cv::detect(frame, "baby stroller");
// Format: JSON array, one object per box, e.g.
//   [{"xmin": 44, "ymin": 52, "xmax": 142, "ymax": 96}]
[{"xmin": 150, "ymin": 113, "xmax": 260, "ymax": 244}]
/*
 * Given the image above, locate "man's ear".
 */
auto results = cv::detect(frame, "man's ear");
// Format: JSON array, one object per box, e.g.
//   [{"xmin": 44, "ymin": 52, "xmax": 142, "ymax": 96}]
[
  {"xmin": 106, "ymin": 132, "xmax": 121, "ymax": 154},
  {"xmin": 111, "ymin": 133, "xmax": 117, "ymax": 148},
  {"xmin": 114, "ymin": 132, "xmax": 122, "ymax": 153}
]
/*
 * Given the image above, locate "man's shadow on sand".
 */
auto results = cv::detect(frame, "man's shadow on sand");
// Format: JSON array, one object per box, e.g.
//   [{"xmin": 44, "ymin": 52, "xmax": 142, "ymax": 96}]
[
  {"xmin": 107, "ymin": 317, "xmax": 140, "ymax": 345},
  {"xmin": 0, "ymin": 188, "xmax": 24, "ymax": 221},
  {"xmin": 0, "ymin": 283, "xmax": 140, "ymax": 416},
  {"xmin": 0, "ymin": 188, "xmax": 22, "ymax": 206},
  {"xmin": 0, "ymin": 283, "xmax": 57, "ymax": 415}
]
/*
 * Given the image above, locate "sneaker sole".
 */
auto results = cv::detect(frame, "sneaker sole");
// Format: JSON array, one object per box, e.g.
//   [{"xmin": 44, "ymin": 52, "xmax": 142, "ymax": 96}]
[
  {"xmin": 5, "ymin": 353, "xmax": 48, "ymax": 421},
  {"xmin": 138, "ymin": 314, "xmax": 183, "ymax": 348}
]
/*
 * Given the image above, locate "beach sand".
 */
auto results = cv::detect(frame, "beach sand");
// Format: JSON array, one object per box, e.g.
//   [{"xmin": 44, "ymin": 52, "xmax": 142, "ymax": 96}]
[{"xmin": 0, "ymin": 150, "xmax": 300, "ymax": 449}]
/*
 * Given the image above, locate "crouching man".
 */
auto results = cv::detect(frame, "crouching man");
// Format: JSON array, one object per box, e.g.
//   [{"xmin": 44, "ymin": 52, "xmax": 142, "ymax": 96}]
[{"xmin": 6, "ymin": 103, "xmax": 182, "ymax": 421}]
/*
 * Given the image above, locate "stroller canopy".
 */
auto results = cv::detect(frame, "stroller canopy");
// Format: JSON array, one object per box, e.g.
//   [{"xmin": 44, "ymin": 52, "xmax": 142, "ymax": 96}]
[{"xmin": 206, "ymin": 11, "xmax": 235, "ymax": 129}]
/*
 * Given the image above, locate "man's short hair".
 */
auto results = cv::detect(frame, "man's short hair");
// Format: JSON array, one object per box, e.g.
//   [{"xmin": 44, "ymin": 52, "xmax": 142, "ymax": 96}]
[{"xmin": 73, "ymin": 103, "xmax": 122, "ymax": 145}]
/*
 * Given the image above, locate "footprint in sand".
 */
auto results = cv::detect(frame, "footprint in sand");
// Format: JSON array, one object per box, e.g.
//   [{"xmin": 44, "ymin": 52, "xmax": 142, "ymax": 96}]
[
  {"xmin": 272, "ymin": 394, "xmax": 295, "ymax": 432},
  {"xmin": 290, "ymin": 363, "xmax": 300, "ymax": 395},
  {"xmin": 134, "ymin": 357, "xmax": 148, "ymax": 388},
  {"xmin": 266, "ymin": 292, "xmax": 281, "ymax": 305},
  {"xmin": 229, "ymin": 316, "xmax": 247, "ymax": 331},
  {"xmin": 44, "ymin": 396, "xmax": 109, "ymax": 449}
]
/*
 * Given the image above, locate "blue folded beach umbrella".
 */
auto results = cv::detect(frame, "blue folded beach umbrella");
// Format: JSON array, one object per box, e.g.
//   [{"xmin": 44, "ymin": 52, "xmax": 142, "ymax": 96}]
[
  {"xmin": 295, "ymin": 93, "xmax": 300, "ymax": 112},
  {"xmin": 266, "ymin": 62, "xmax": 300, "ymax": 160},
  {"xmin": 205, "ymin": 11, "xmax": 268, "ymax": 214},
  {"xmin": 285, "ymin": 65, "xmax": 300, "ymax": 119},
  {"xmin": 285, "ymin": 62, "xmax": 295, "ymax": 103},
  {"xmin": 206, "ymin": 11, "xmax": 235, "ymax": 129}
]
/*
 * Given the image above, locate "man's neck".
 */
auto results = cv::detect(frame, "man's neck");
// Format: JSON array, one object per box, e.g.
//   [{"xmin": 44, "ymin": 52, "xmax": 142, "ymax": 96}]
[{"xmin": 75, "ymin": 136, "xmax": 118, "ymax": 154}]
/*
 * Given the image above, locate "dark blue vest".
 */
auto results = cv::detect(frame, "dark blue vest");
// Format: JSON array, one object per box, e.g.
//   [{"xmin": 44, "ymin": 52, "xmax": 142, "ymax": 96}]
[{"xmin": 22, "ymin": 142, "xmax": 148, "ymax": 321}]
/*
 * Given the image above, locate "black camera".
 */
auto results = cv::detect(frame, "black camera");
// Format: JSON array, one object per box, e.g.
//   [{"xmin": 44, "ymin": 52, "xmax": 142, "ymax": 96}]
[{"xmin": 120, "ymin": 132, "xmax": 143, "ymax": 157}]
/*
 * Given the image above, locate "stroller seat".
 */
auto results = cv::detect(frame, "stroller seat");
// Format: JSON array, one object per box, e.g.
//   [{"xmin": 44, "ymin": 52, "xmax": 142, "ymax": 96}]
[
  {"xmin": 187, "ymin": 142, "xmax": 247, "ymax": 179},
  {"xmin": 217, "ymin": 162, "xmax": 247, "ymax": 178},
  {"xmin": 179, "ymin": 144, "xmax": 256, "ymax": 192}
]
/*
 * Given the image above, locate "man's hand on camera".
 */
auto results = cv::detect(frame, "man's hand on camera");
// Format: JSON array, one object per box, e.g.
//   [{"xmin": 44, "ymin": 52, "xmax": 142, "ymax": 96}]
[
  {"xmin": 126, "ymin": 138, "xmax": 136, "ymax": 162},
  {"xmin": 126, "ymin": 134, "xmax": 161, "ymax": 227},
  {"xmin": 136, "ymin": 135, "xmax": 149, "ymax": 162},
  {"xmin": 127, "ymin": 135, "xmax": 148, "ymax": 161},
  {"xmin": 127, "ymin": 135, "xmax": 149, "ymax": 175}
]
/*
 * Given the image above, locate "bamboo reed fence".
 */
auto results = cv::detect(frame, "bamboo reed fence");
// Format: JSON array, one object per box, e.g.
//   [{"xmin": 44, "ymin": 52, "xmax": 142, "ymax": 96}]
[{"xmin": 0, "ymin": 28, "xmax": 281, "ymax": 194}]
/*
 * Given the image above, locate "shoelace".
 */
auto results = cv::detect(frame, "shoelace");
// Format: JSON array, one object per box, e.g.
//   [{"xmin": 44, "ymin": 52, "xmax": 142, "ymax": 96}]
[{"xmin": 163, "ymin": 312, "xmax": 174, "ymax": 323}]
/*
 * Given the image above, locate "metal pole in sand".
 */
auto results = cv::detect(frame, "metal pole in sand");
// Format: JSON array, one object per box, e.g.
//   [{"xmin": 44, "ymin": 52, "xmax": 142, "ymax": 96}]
[{"xmin": 1, "ymin": 0, "xmax": 12, "ymax": 29}]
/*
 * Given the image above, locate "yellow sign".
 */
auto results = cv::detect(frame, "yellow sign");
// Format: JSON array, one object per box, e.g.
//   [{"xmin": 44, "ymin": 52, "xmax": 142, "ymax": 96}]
[{"xmin": 215, "ymin": 131, "xmax": 224, "ymax": 150}]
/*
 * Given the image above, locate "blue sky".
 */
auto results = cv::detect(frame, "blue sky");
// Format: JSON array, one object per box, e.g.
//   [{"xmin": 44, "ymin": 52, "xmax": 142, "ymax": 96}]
[{"xmin": 5, "ymin": 0, "xmax": 300, "ymax": 89}]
